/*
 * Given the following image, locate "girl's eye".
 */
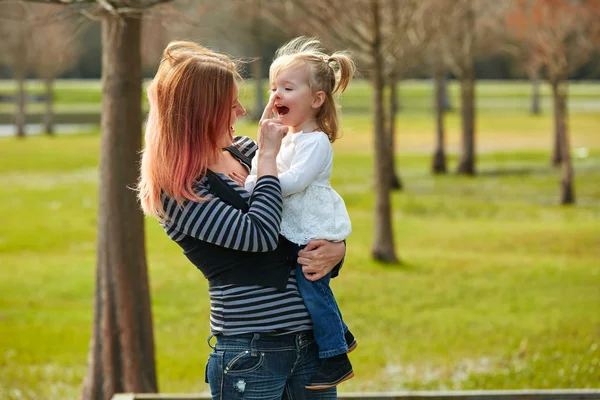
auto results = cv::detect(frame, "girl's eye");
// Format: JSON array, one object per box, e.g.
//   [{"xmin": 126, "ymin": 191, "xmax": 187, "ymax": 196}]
[
  {"xmin": 285, "ymin": 88, "xmax": 292, "ymax": 91},
  {"xmin": 270, "ymin": 88, "xmax": 276, "ymax": 92}
]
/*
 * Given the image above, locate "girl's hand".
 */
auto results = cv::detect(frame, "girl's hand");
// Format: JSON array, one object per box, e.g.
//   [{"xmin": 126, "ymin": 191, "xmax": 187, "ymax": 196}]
[
  {"xmin": 229, "ymin": 171, "xmax": 246, "ymax": 187},
  {"xmin": 258, "ymin": 93, "xmax": 288, "ymax": 158},
  {"xmin": 297, "ymin": 240, "xmax": 345, "ymax": 281}
]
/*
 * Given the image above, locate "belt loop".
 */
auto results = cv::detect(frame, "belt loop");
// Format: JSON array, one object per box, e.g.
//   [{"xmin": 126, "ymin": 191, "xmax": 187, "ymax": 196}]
[
  {"xmin": 207, "ymin": 333, "xmax": 216, "ymax": 350},
  {"xmin": 250, "ymin": 333, "xmax": 260, "ymax": 356}
]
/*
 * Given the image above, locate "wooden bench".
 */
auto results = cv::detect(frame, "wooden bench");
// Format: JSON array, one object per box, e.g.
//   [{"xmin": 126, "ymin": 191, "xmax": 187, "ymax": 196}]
[{"xmin": 112, "ymin": 389, "xmax": 600, "ymax": 400}]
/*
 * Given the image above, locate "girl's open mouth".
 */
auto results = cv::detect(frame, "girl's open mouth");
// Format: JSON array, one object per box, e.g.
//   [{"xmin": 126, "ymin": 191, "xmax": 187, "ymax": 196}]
[{"xmin": 276, "ymin": 106, "xmax": 289, "ymax": 116}]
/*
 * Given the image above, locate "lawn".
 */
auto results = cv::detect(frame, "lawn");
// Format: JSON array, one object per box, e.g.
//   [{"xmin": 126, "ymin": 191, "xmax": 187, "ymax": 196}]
[
  {"xmin": 0, "ymin": 103, "xmax": 599, "ymax": 399},
  {"xmin": 1, "ymin": 79, "xmax": 600, "ymax": 115}
]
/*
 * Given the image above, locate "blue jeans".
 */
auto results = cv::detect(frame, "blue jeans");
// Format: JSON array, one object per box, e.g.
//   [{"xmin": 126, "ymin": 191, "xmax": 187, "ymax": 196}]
[
  {"xmin": 295, "ymin": 249, "xmax": 348, "ymax": 359},
  {"xmin": 206, "ymin": 331, "xmax": 337, "ymax": 399}
]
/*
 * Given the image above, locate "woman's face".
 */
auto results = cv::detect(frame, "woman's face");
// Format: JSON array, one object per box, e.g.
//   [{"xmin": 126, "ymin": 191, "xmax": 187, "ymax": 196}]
[{"xmin": 221, "ymin": 84, "xmax": 246, "ymax": 147}]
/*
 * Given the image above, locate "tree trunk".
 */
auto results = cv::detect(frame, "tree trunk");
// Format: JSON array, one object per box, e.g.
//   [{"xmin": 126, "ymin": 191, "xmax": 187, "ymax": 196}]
[
  {"xmin": 395, "ymin": 80, "xmax": 402, "ymax": 112},
  {"xmin": 15, "ymin": 28, "xmax": 27, "ymax": 138},
  {"xmin": 441, "ymin": 74, "xmax": 452, "ymax": 112},
  {"xmin": 432, "ymin": 60, "xmax": 447, "ymax": 174},
  {"xmin": 15, "ymin": 70, "xmax": 26, "ymax": 138},
  {"xmin": 530, "ymin": 68, "xmax": 541, "ymax": 115},
  {"xmin": 456, "ymin": 74, "xmax": 476, "ymax": 175},
  {"xmin": 251, "ymin": 2, "xmax": 264, "ymax": 122},
  {"xmin": 370, "ymin": 0, "xmax": 398, "ymax": 264},
  {"xmin": 551, "ymin": 80, "xmax": 563, "ymax": 166},
  {"xmin": 387, "ymin": 71, "xmax": 402, "ymax": 190},
  {"xmin": 456, "ymin": 4, "xmax": 476, "ymax": 176},
  {"xmin": 44, "ymin": 77, "xmax": 54, "ymax": 135},
  {"xmin": 552, "ymin": 79, "xmax": 575, "ymax": 204},
  {"xmin": 81, "ymin": 15, "xmax": 157, "ymax": 400}
]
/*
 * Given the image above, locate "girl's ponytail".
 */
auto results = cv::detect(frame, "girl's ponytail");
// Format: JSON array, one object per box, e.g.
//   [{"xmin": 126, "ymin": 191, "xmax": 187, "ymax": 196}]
[{"xmin": 328, "ymin": 53, "xmax": 355, "ymax": 95}]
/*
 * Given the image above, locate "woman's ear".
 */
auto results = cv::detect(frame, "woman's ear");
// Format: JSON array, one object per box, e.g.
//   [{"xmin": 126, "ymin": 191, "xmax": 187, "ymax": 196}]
[{"xmin": 312, "ymin": 91, "xmax": 326, "ymax": 109}]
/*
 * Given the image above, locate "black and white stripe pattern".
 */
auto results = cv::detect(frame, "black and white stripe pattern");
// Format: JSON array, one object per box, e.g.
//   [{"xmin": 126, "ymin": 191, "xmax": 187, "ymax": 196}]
[
  {"xmin": 161, "ymin": 136, "xmax": 312, "ymax": 335},
  {"xmin": 161, "ymin": 176, "xmax": 282, "ymax": 252},
  {"xmin": 209, "ymin": 268, "xmax": 312, "ymax": 335}
]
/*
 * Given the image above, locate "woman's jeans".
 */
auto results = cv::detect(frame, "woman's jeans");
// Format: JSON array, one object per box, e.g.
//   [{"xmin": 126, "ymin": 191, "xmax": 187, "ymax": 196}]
[
  {"xmin": 206, "ymin": 331, "xmax": 337, "ymax": 399},
  {"xmin": 295, "ymin": 247, "xmax": 349, "ymax": 359}
]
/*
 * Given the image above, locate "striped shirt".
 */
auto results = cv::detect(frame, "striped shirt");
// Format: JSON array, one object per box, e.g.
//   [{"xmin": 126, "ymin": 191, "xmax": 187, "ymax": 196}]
[{"xmin": 161, "ymin": 136, "xmax": 312, "ymax": 335}]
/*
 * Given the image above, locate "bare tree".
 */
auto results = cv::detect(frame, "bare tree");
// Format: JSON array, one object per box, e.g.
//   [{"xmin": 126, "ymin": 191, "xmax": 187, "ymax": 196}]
[
  {"xmin": 21, "ymin": 1, "xmax": 179, "ymax": 399},
  {"xmin": 383, "ymin": 0, "xmax": 430, "ymax": 188},
  {"xmin": 507, "ymin": 0, "xmax": 600, "ymax": 204},
  {"xmin": 435, "ymin": 0, "xmax": 478, "ymax": 175},
  {"xmin": 432, "ymin": 54, "xmax": 448, "ymax": 174},
  {"xmin": 140, "ymin": 11, "xmax": 171, "ymax": 74},
  {"xmin": 430, "ymin": 0, "xmax": 510, "ymax": 176},
  {"xmin": 140, "ymin": 2, "xmax": 196, "ymax": 74},
  {"xmin": 421, "ymin": 0, "xmax": 453, "ymax": 175},
  {"xmin": 424, "ymin": 0, "xmax": 491, "ymax": 176},
  {"xmin": 0, "ymin": 2, "xmax": 34, "ymax": 137},
  {"xmin": 265, "ymin": 0, "xmax": 399, "ymax": 262},
  {"xmin": 528, "ymin": 61, "xmax": 543, "ymax": 115},
  {"xmin": 29, "ymin": 3, "xmax": 81, "ymax": 134},
  {"xmin": 228, "ymin": 0, "xmax": 271, "ymax": 120}
]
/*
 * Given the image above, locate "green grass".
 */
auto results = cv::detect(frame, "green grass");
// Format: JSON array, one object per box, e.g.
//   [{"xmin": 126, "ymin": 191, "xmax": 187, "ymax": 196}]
[
  {"xmin": 1, "ymin": 79, "xmax": 599, "ymax": 115},
  {"xmin": 1, "ymin": 108, "xmax": 599, "ymax": 399}
]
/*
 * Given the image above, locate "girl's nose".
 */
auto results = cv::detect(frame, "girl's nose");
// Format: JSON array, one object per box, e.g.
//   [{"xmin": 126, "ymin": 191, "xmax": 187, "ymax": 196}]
[{"xmin": 238, "ymin": 105, "xmax": 246, "ymax": 117}]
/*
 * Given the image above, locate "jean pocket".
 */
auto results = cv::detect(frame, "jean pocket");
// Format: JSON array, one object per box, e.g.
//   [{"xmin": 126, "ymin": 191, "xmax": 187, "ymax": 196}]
[
  {"xmin": 223, "ymin": 350, "xmax": 265, "ymax": 375},
  {"xmin": 206, "ymin": 351, "xmax": 224, "ymax": 386}
]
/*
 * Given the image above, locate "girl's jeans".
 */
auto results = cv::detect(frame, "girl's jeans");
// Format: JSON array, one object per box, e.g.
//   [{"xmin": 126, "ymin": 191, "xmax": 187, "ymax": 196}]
[
  {"xmin": 295, "ymin": 246, "xmax": 349, "ymax": 359},
  {"xmin": 206, "ymin": 331, "xmax": 337, "ymax": 399}
]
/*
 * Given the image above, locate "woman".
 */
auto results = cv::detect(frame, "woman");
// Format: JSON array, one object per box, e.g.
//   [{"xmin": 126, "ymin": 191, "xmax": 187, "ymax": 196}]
[{"xmin": 138, "ymin": 41, "xmax": 346, "ymax": 399}]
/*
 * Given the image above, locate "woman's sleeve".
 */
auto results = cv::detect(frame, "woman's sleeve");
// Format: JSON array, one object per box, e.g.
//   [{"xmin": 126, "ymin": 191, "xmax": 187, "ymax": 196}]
[
  {"xmin": 163, "ymin": 176, "xmax": 282, "ymax": 252},
  {"xmin": 233, "ymin": 136, "xmax": 258, "ymax": 160},
  {"xmin": 278, "ymin": 134, "xmax": 331, "ymax": 198}
]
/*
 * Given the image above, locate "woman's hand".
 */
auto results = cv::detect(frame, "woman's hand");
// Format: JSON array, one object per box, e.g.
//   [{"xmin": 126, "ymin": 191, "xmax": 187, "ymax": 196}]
[{"xmin": 297, "ymin": 240, "xmax": 345, "ymax": 281}]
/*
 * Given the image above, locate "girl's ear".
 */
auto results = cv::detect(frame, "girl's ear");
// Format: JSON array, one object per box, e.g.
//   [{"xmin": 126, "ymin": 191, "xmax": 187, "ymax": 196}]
[{"xmin": 312, "ymin": 91, "xmax": 325, "ymax": 109}]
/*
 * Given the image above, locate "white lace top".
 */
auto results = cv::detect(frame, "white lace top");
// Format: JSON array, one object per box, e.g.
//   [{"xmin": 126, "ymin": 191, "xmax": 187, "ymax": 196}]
[{"xmin": 245, "ymin": 131, "xmax": 352, "ymax": 245}]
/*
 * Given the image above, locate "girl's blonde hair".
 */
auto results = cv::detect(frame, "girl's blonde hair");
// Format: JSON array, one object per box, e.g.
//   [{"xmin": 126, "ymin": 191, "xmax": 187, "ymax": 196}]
[
  {"xmin": 270, "ymin": 37, "xmax": 355, "ymax": 142},
  {"xmin": 138, "ymin": 41, "xmax": 241, "ymax": 220}
]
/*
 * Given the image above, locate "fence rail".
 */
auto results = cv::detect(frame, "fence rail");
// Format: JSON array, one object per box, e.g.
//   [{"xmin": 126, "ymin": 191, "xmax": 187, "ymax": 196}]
[{"xmin": 112, "ymin": 389, "xmax": 600, "ymax": 400}]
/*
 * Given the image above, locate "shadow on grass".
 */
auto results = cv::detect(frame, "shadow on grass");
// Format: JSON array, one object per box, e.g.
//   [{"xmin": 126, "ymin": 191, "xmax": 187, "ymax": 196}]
[
  {"xmin": 377, "ymin": 258, "xmax": 425, "ymax": 274},
  {"xmin": 477, "ymin": 167, "xmax": 553, "ymax": 177}
]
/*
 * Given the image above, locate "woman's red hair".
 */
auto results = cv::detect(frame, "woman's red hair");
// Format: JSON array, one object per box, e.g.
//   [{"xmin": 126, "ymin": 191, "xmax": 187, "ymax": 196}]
[{"xmin": 138, "ymin": 41, "xmax": 241, "ymax": 219}]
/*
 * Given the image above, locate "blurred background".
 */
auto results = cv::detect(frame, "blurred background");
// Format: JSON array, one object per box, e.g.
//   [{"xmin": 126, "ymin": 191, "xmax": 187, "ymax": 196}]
[{"xmin": 0, "ymin": 0, "xmax": 599, "ymax": 399}]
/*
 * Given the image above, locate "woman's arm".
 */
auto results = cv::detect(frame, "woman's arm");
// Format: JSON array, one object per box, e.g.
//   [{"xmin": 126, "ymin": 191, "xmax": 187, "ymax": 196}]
[
  {"xmin": 163, "ymin": 176, "xmax": 282, "ymax": 252},
  {"xmin": 296, "ymin": 240, "xmax": 346, "ymax": 281}
]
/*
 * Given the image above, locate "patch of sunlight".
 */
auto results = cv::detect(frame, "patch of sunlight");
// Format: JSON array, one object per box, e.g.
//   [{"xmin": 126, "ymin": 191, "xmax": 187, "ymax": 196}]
[
  {"xmin": 381, "ymin": 356, "xmax": 496, "ymax": 390},
  {"xmin": 0, "ymin": 168, "xmax": 97, "ymax": 189}
]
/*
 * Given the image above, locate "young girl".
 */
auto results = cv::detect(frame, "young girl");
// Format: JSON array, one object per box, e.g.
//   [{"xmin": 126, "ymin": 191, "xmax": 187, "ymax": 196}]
[{"xmin": 244, "ymin": 37, "xmax": 356, "ymax": 390}]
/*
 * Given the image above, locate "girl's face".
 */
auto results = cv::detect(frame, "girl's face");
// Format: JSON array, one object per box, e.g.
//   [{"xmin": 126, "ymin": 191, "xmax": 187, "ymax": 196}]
[
  {"xmin": 220, "ymin": 83, "xmax": 246, "ymax": 148},
  {"xmin": 270, "ymin": 67, "xmax": 324, "ymax": 133}
]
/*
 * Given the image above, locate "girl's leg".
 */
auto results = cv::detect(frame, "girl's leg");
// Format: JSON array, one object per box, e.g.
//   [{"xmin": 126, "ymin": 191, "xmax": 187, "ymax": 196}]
[{"xmin": 295, "ymin": 263, "xmax": 347, "ymax": 358}]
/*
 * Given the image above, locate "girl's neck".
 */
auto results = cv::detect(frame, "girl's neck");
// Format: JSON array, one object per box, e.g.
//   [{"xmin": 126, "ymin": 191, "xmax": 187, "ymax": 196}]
[{"xmin": 290, "ymin": 118, "xmax": 319, "ymax": 134}]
